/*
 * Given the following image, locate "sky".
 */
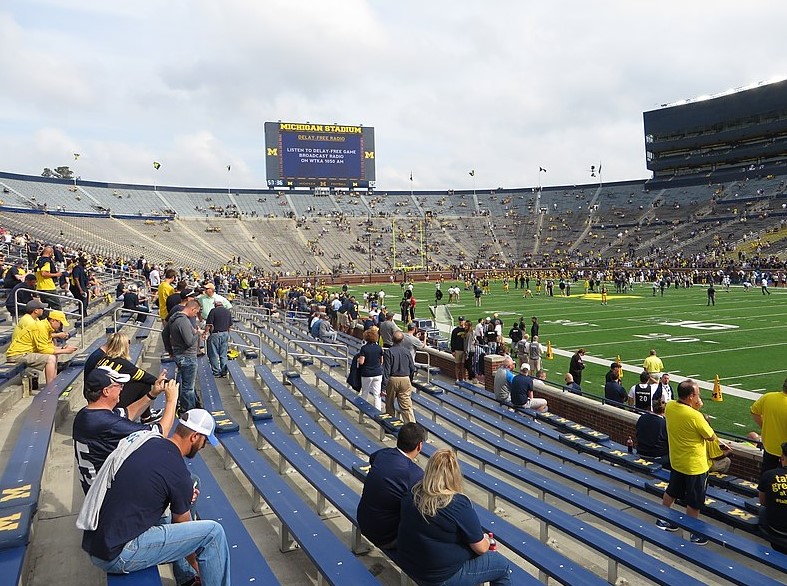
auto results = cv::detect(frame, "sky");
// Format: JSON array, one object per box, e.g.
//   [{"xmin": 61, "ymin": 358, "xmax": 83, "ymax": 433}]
[{"xmin": 2, "ymin": 1, "xmax": 787, "ymax": 193}]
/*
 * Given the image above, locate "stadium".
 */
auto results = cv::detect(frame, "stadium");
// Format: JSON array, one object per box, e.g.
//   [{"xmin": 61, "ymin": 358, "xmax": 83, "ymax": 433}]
[{"xmin": 2, "ymin": 74, "xmax": 787, "ymax": 585}]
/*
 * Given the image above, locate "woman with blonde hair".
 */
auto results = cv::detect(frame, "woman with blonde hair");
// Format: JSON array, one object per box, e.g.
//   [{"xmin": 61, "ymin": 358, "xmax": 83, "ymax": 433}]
[
  {"xmin": 357, "ymin": 325, "xmax": 384, "ymax": 410},
  {"xmin": 83, "ymin": 331, "xmax": 166, "ymax": 423},
  {"xmin": 397, "ymin": 449, "xmax": 511, "ymax": 586}
]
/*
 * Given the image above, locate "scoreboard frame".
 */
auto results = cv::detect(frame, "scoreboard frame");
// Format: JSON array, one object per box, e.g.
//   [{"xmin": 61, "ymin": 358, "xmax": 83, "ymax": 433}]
[{"xmin": 264, "ymin": 121, "xmax": 376, "ymax": 189}]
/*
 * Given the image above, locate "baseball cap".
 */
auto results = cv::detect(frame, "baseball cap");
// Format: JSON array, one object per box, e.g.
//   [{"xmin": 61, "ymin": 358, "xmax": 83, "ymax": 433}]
[
  {"xmin": 25, "ymin": 299, "xmax": 46, "ymax": 312},
  {"xmin": 610, "ymin": 362, "xmax": 621, "ymax": 369},
  {"xmin": 178, "ymin": 409, "xmax": 219, "ymax": 446},
  {"xmin": 203, "ymin": 282, "xmax": 215, "ymax": 289},
  {"xmin": 520, "ymin": 363, "xmax": 531, "ymax": 372},
  {"xmin": 47, "ymin": 309, "xmax": 70, "ymax": 327},
  {"xmin": 23, "ymin": 273, "xmax": 36, "ymax": 282},
  {"xmin": 85, "ymin": 365, "xmax": 131, "ymax": 392}
]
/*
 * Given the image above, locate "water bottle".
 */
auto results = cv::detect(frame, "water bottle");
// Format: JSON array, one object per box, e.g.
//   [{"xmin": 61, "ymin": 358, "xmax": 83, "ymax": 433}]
[
  {"xmin": 626, "ymin": 435, "xmax": 634, "ymax": 454},
  {"xmin": 31, "ymin": 373, "xmax": 39, "ymax": 391},
  {"xmin": 487, "ymin": 532, "xmax": 497, "ymax": 551},
  {"xmin": 21, "ymin": 374, "xmax": 30, "ymax": 396}
]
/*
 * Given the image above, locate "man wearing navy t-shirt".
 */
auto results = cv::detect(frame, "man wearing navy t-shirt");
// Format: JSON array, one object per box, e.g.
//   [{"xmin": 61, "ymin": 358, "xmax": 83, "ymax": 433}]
[
  {"xmin": 357, "ymin": 423, "xmax": 425, "ymax": 551},
  {"xmin": 79, "ymin": 409, "xmax": 229, "ymax": 585},
  {"xmin": 72, "ymin": 366, "xmax": 179, "ymax": 494}
]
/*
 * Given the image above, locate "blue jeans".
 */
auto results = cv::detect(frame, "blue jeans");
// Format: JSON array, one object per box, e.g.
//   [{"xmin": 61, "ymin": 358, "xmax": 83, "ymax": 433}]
[
  {"xmin": 91, "ymin": 519, "xmax": 230, "ymax": 586},
  {"xmin": 442, "ymin": 551, "xmax": 511, "ymax": 586},
  {"xmin": 175, "ymin": 354, "xmax": 198, "ymax": 412},
  {"xmin": 207, "ymin": 332, "xmax": 229, "ymax": 376}
]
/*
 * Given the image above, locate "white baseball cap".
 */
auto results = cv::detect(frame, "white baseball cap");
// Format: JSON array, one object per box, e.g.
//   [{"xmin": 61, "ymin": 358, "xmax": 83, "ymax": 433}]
[{"xmin": 178, "ymin": 408, "xmax": 218, "ymax": 445}]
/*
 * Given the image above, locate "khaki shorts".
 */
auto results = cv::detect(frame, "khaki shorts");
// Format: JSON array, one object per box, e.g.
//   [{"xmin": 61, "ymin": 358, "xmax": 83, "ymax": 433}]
[
  {"xmin": 453, "ymin": 350, "xmax": 465, "ymax": 364},
  {"xmin": 6, "ymin": 352, "xmax": 51, "ymax": 369}
]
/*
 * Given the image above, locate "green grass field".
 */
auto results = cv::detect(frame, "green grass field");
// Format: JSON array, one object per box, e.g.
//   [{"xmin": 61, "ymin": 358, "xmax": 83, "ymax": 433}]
[{"xmin": 345, "ymin": 280, "xmax": 787, "ymax": 438}]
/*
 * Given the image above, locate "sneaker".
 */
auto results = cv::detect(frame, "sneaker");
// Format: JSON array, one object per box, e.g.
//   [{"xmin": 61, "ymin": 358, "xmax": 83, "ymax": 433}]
[
  {"xmin": 141, "ymin": 409, "xmax": 164, "ymax": 424},
  {"xmin": 656, "ymin": 519, "xmax": 679, "ymax": 532},
  {"xmin": 690, "ymin": 533, "xmax": 708, "ymax": 545}
]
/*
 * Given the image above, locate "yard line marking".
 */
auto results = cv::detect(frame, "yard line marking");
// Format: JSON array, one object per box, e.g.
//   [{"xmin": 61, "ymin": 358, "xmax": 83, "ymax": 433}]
[
  {"xmin": 752, "ymin": 388, "xmax": 766, "ymax": 392},
  {"xmin": 733, "ymin": 423, "xmax": 746, "ymax": 427},
  {"xmin": 729, "ymin": 383, "xmax": 743, "ymax": 387},
  {"xmin": 660, "ymin": 340, "xmax": 787, "ymax": 360},
  {"xmin": 721, "ymin": 368, "xmax": 787, "ymax": 381}
]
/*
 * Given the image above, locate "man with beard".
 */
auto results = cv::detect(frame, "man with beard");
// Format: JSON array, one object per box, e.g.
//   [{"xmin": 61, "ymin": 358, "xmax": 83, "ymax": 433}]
[{"xmin": 78, "ymin": 409, "xmax": 230, "ymax": 585}]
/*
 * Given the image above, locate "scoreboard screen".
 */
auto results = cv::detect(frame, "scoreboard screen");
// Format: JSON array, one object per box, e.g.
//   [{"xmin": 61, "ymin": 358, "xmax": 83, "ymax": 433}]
[{"xmin": 264, "ymin": 121, "xmax": 376, "ymax": 188}]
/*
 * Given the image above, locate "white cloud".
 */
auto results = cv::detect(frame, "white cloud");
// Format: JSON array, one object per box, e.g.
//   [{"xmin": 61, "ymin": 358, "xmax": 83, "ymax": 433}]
[{"xmin": 2, "ymin": 0, "xmax": 787, "ymax": 191}]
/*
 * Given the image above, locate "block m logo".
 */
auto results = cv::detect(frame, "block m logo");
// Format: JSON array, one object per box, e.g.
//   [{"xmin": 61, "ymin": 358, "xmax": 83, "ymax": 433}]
[
  {"xmin": 267, "ymin": 147, "xmax": 278, "ymax": 156},
  {"xmin": 0, "ymin": 484, "xmax": 31, "ymax": 503}
]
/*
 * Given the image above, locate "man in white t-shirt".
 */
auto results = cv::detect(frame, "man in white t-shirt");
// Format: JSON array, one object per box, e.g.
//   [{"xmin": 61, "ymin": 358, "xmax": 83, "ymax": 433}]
[{"xmin": 148, "ymin": 265, "xmax": 161, "ymax": 291}]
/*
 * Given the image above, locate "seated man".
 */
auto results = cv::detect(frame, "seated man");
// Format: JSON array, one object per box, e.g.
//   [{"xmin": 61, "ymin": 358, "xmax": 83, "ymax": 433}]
[
  {"xmin": 318, "ymin": 312, "xmax": 338, "ymax": 343},
  {"xmin": 72, "ymin": 366, "xmax": 179, "ymax": 494},
  {"xmin": 510, "ymin": 363, "xmax": 548, "ymax": 412},
  {"xmin": 758, "ymin": 441, "xmax": 787, "ymax": 554},
  {"xmin": 636, "ymin": 401, "xmax": 670, "ymax": 467},
  {"xmin": 562, "ymin": 373, "xmax": 582, "ymax": 395},
  {"xmin": 357, "ymin": 422, "xmax": 424, "ymax": 551},
  {"xmin": 122, "ymin": 284, "xmax": 150, "ymax": 322},
  {"xmin": 493, "ymin": 356, "xmax": 515, "ymax": 402},
  {"xmin": 78, "ymin": 409, "xmax": 230, "ymax": 585},
  {"xmin": 5, "ymin": 273, "xmax": 38, "ymax": 320},
  {"xmin": 5, "ymin": 308, "xmax": 77, "ymax": 384}
]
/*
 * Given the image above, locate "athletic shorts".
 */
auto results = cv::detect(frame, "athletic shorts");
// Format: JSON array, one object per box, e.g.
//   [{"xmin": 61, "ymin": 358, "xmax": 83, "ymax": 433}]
[{"xmin": 665, "ymin": 470, "xmax": 708, "ymax": 510}]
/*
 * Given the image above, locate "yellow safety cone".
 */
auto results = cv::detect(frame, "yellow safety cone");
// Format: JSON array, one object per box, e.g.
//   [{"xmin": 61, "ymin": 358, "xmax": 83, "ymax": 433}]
[
  {"xmin": 617, "ymin": 355, "xmax": 623, "ymax": 380},
  {"xmin": 712, "ymin": 375, "xmax": 723, "ymax": 402},
  {"xmin": 546, "ymin": 340, "xmax": 554, "ymax": 360}
]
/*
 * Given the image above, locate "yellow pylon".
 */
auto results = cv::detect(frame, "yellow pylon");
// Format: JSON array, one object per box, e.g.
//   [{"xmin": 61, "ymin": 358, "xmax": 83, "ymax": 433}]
[
  {"xmin": 617, "ymin": 355, "xmax": 623, "ymax": 380},
  {"xmin": 546, "ymin": 340, "xmax": 554, "ymax": 360},
  {"xmin": 712, "ymin": 375, "xmax": 723, "ymax": 402}
]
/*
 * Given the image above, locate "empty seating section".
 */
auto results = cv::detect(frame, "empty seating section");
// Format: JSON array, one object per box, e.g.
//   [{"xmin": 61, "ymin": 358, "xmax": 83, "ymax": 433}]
[{"xmin": 4, "ymin": 169, "xmax": 787, "ymax": 267}]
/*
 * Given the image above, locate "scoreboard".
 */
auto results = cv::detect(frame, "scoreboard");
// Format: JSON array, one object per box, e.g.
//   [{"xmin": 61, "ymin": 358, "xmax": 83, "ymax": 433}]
[{"xmin": 264, "ymin": 121, "xmax": 376, "ymax": 188}]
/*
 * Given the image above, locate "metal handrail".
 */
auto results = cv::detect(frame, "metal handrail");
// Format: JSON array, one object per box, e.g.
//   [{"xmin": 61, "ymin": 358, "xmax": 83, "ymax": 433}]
[
  {"xmin": 14, "ymin": 289, "xmax": 86, "ymax": 348},
  {"xmin": 113, "ymin": 307, "xmax": 162, "ymax": 336},
  {"xmin": 230, "ymin": 329, "xmax": 264, "ymax": 365},
  {"xmin": 414, "ymin": 349, "xmax": 434, "ymax": 384},
  {"xmin": 285, "ymin": 339, "xmax": 350, "ymax": 373}
]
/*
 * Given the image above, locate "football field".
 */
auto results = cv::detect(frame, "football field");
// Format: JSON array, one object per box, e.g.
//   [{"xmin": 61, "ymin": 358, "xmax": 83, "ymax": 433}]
[{"xmin": 347, "ymin": 279, "xmax": 787, "ymax": 437}]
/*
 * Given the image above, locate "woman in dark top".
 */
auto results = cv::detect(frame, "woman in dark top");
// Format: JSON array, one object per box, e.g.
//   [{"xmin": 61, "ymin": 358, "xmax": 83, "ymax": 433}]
[
  {"xmin": 398, "ymin": 449, "xmax": 511, "ymax": 586},
  {"xmin": 86, "ymin": 332, "xmax": 166, "ymax": 422},
  {"xmin": 357, "ymin": 326, "xmax": 384, "ymax": 410}
]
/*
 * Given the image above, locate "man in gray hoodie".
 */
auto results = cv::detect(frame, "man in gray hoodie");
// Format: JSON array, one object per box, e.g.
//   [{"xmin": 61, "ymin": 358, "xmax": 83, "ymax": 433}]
[{"xmin": 162, "ymin": 299, "xmax": 202, "ymax": 413}]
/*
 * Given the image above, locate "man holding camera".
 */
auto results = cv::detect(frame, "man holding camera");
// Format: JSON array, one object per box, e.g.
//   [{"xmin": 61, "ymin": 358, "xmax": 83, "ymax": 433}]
[{"xmin": 73, "ymin": 366, "xmax": 179, "ymax": 494}]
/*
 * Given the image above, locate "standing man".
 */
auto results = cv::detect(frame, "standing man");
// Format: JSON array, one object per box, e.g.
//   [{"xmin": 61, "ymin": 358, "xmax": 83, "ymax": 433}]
[
  {"xmin": 449, "ymin": 318, "xmax": 467, "ymax": 384},
  {"xmin": 527, "ymin": 335, "xmax": 542, "ymax": 374},
  {"xmin": 568, "ymin": 348, "xmax": 586, "ymax": 385},
  {"xmin": 158, "ymin": 268, "xmax": 178, "ymax": 320},
  {"xmin": 758, "ymin": 442, "xmax": 787, "ymax": 553},
  {"xmin": 653, "ymin": 373, "xmax": 674, "ymax": 405},
  {"xmin": 382, "ymin": 331, "xmax": 417, "ymax": 423},
  {"xmin": 35, "ymin": 245, "xmax": 65, "ymax": 310},
  {"xmin": 707, "ymin": 284, "xmax": 716, "ymax": 306},
  {"xmin": 205, "ymin": 301, "xmax": 233, "ymax": 378},
  {"xmin": 70, "ymin": 255, "xmax": 91, "ymax": 318},
  {"xmin": 750, "ymin": 378, "xmax": 787, "ymax": 473},
  {"xmin": 162, "ymin": 299, "xmax": 202, "ymax": 413},
  {"xmin": 530, "ymin": 316, "xmax": 539, "ymax": 340},
  {"xmin": 379, "ymin": 311, "xmax": 401, "ymax": 349},
  {"xmin": 401, "ymin": 322, "xmax": 425, "ymax": 363},
  {"xmin": 197, "ymin": 282, "xmax": 231, "ymax": 320},
  {"xmin": 657, "ymin": 380, "xmax": 716, "ymax": 545},
  {"xmin": 78, "ymin": 409, "xmax": 230, "ymax": 585},
  {"xmin": 643, "ymin": 349, "xmax": 664, "ymax": 378},
  {"xmin": 356, "ymin": 423, "xmax": 425, "ymax": 551},
  {"xmin": 72, "ymin": 366, "xmax": 179, "ymax": 494}
]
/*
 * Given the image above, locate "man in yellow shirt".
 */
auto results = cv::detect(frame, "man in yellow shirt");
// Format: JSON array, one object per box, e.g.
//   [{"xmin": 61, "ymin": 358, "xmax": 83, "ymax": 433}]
[
  {"xmin": 751, "ymin": 378, "xmax": 787, "ymax": 474},
  {"xmin": 643, "ymin": 349, "xmax": 664, "ymax": 377},
  {"xmin": 656, "ymin": 379, "xmax": 716, "ymax": 545},
  {"xmin": 6, "ymin": 309, "xmax": 78, "ymax": 384},
  {"xmin": 157, "ymin": 268, "xmax": 178, "ymax": 320}
]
